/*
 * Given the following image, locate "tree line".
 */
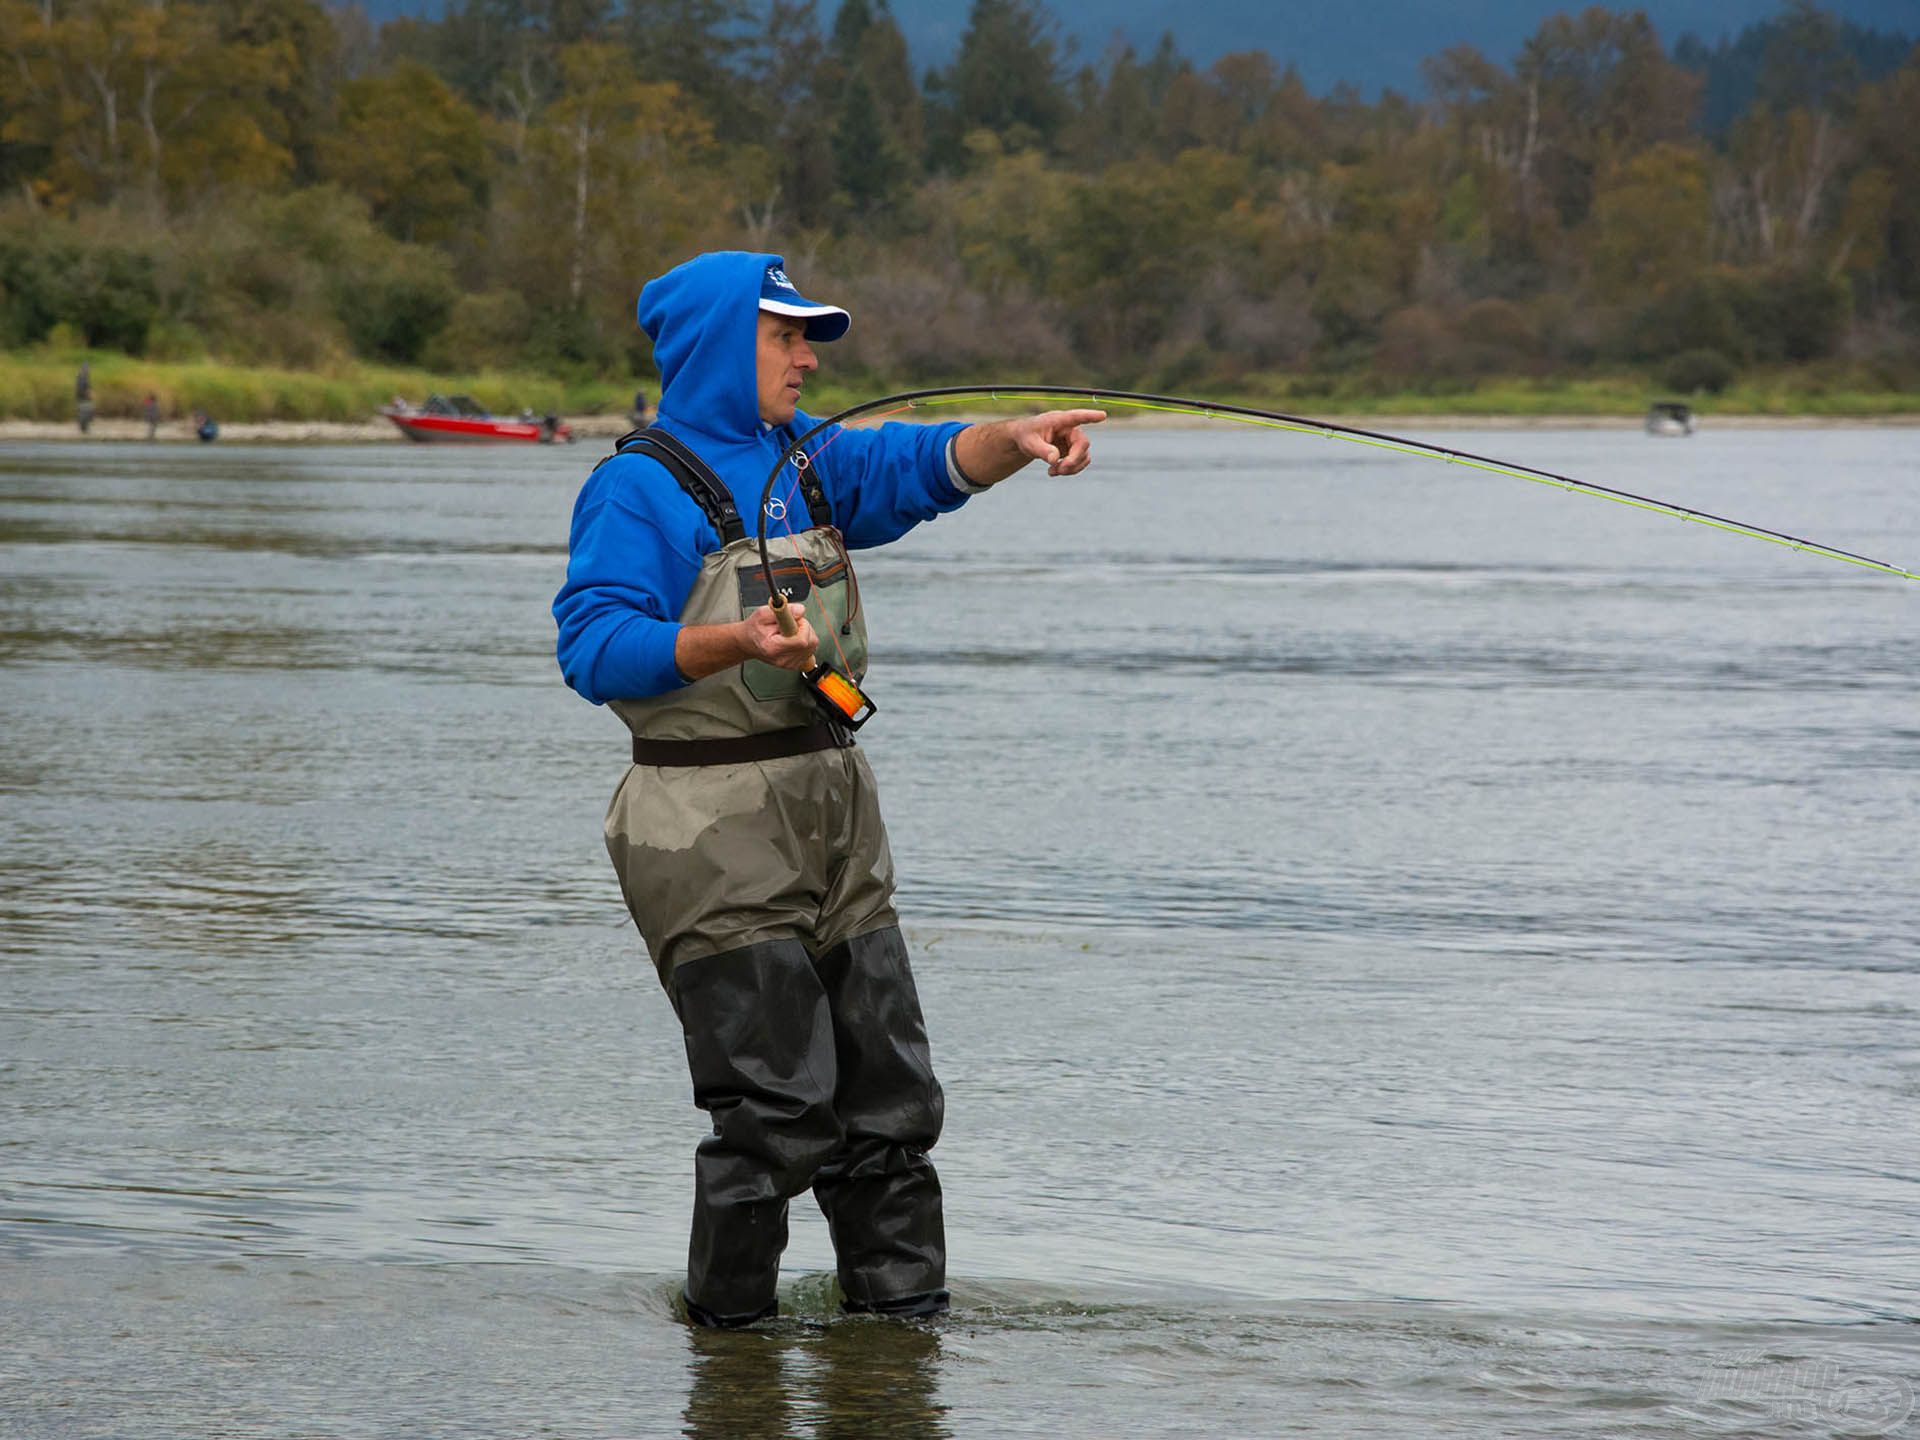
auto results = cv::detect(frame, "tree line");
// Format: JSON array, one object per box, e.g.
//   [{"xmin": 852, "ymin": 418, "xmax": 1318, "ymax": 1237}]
[{"xmin": 2, "ymin": 0, "xmax": 1916, "ymax": 397}]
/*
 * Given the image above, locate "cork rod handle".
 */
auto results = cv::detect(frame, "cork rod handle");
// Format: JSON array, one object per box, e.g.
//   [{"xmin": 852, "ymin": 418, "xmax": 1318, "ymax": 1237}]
[
  {"xmin": 767, "ymin": 592, "xmax": 817, "ymax": 665},
  {"xmin": 770, "ymin": 591, "xmax": 799, "ymax": 637}
]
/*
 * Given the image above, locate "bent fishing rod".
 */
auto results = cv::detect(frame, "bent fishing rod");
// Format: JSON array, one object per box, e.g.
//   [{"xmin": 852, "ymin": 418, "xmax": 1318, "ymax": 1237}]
[{"xmin": 756, "ymin": 385, "xmax": 1919, "ymax": 729}]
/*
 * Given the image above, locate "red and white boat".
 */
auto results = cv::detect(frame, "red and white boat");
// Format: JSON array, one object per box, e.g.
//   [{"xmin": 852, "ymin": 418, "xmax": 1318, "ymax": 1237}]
[{"xmin": 384, "ymin": 394, "xmax": 572, "ymax": 444}]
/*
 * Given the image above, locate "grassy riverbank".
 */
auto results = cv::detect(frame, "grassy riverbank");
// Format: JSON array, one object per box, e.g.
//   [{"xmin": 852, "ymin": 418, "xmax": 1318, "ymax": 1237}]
[
  {"xmin": 1246, "ymin": 374, "xmax": 1920, "ymax": 418},
  {"xmin": 0, "ymin": 351, "xmax": 624, "ymax": 424},
  {"xmin": 5, "ymin": 350, "xmax": 1918, "ymax": 424}
]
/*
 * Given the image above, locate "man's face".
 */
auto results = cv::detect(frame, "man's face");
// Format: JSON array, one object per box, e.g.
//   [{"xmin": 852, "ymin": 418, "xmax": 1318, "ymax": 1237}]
[{"xmin": 756, "ymin": 311, "xmax": 817, "ymax": 425}]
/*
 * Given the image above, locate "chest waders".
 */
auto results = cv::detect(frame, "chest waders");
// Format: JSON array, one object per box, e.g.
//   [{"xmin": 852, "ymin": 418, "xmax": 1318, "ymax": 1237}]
[{"xmin": 596, "ymin": 429, "xmax": 947, "ymax": 1326}]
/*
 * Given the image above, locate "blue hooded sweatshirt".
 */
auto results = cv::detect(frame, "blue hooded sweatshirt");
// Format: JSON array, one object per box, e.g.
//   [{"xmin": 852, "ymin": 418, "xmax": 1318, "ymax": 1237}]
[{"xmin": 552, "ymin": 251, "xmax": 971, "ymax": 705}]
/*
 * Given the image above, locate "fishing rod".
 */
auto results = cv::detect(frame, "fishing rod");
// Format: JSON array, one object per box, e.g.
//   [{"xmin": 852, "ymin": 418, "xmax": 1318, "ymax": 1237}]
[{"xmin": 757, "ymin": 385, "xmax": 1919, "ymax": 727}]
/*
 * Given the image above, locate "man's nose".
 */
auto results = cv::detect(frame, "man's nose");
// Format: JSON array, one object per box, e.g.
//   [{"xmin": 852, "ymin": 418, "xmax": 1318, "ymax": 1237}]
[{"xmin": 794, "ymin": 339, "xmax": 818, "ymax": 372}]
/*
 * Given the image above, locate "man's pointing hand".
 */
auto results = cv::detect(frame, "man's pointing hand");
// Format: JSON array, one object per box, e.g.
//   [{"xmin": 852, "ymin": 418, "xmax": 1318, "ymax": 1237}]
[
  {"xmin": 1008, "ymin": 409, "xmax": 1107, "ymax": 476},
  {"xmin": 955, "ymin": 408, "xmax": 1108, "ymax": 486}
]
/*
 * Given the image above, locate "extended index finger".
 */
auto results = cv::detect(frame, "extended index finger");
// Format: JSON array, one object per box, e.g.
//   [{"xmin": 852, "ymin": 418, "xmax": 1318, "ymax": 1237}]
[{"xmin": 1047, "ymin": 409, "xmax": 1108, "ymax": 427}]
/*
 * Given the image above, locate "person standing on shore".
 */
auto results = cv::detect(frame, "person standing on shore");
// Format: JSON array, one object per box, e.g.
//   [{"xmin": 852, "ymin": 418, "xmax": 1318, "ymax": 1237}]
[
  {"xmin": 554, "ymin": 251, "xmax": 1103, "ymax": 1327},
  {"xmin": 75, "ymin": 362, "xmax": 92, "ymax": 435},
  {"xmin": 143, "ymin": 392, "xmax": 160, "ymax": 441}
]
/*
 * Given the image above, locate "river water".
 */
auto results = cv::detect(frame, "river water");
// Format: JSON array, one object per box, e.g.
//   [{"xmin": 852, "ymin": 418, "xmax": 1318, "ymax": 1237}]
[{"xmin": 2, "ymin": 426, "xmax": 1917, "ymax": 1438}]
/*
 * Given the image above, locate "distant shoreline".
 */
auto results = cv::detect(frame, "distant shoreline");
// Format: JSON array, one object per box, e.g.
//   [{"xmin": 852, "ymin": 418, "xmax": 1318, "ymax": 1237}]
[{"xmin": 7, "ymin": 412, "xmax": 1920, "ymax": 444}]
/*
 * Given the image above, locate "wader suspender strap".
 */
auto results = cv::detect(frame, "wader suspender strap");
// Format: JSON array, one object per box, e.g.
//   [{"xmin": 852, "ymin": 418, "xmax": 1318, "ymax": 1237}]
[
  {"xmin": 601, "ymin": 425, "xmax": 833, "ymax": 539},
  {"xmin": 607, "ymin": 428, "xmax": 746, "ymax": 545}
]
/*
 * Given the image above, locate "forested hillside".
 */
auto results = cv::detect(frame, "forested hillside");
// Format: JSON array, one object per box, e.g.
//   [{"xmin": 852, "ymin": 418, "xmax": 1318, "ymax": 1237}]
[{"xmin": 3, "ymin": 0, "xmax": 1916, "ymax": 405}]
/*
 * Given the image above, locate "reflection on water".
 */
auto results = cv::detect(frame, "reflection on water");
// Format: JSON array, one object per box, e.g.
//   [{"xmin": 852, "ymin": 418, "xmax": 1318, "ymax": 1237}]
[
  {"xmin": 684, "ymin": 1321, "xmax": 949, "ymax": 1440},
  {"xmin": 2, "ymin": 433, "xmax": 1919, "ymax": 1437}
]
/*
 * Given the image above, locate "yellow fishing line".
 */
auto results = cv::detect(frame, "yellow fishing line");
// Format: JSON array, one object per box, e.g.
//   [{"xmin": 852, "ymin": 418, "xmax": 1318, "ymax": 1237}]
[{"xmin": 884, "ymin": 391, "xmax": 1920, "ymax": 583}]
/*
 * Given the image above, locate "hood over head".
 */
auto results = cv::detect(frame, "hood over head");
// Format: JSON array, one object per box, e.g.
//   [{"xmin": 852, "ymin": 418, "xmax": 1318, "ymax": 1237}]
[{"xmin": 637, "ymin": 251, "xmax": 845, "ymax": 444}]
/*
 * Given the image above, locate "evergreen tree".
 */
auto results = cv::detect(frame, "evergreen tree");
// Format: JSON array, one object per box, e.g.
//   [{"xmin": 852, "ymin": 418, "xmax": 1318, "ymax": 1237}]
[
  {"xmin": 855, "ymin": 3, "xmax": 923, "ymax": 165},
  {"xmin": 830, "ymin": 0, "xmax": 874, "ymax": 61},
  {"xmin": 931, "ymin": 0, "xmax": 1066, "ymax": 164},
  {"xmin": 832, "ymin": 69, "xmax": 909, "ymax": 218},
  {"xmin": 1853, "ymin": 52, "xmax": 1920, "ymax": 305},
  {"xmin": 534, "ymin": 0, "xmax": 609, "ymax": 47},
  {"xmin": 1676, "ymin": 4, "xmax": 1912, "ymax": 135},
  {"xmin": 1060, "ymin": 42, "xmax": 1158, "ymax": 168},
  {"xmin": 1757, "ymin": 0, "xmax": 1860, "ymax": 116},
  {"xmin": 1141, "ymin": 32, "xmax": 1184, "ymax": 109},
  {"xmin": 425, "ymin": 0, "xmax": 540, "ymax": 108},
  {"xmin": 738, "ymin": 0, "xmax": 837, "ymax": 231},
  {"xmin": 623, "ymin": 0, "xmax": 752, "ymax": 139}
]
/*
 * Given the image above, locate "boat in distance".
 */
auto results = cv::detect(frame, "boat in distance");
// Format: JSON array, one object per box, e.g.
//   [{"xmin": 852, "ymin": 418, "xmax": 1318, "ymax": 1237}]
[
  {"xmin": 385, "ymin": 394, "xmax": 572, "ymax": 444},
  {"xmin": 1644, "ymin": 400, "xmax": 1695, "ymax": 437}
]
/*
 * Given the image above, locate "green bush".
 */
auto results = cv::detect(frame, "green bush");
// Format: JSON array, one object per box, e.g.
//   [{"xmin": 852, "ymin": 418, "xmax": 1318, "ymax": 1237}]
[
  {"xmin": 1632, "ymin": 271, "xmax": 1747, "ymax": 362},
  {"xmin": 523, "ymin": 305, "xmax": 621, "ymax": 378},
  {"xmin": 1662, "ymin": 348, "xmax": 1736, "ymax": 395},
  {"xmin": 0, "ymin": 232, "xmax": 62, "ymax": 345},
  {"xmin": 144, "ymin": 319, "xmax": 208, "ymax": 362},
  {"xmin": 0, "ymin": 222, "xmax": 160, "ymax": 352},
  {"xmin": 61, "ymin": 245, "xmax": 160, "ymax": 352},
  {"xmin": 1148, "ymin": 342, "xmax": 1217, "ymax": 392},
  {"xmin": 336, "ymin": 245, "xmax": 456, "ymax": 362},
  {"xmin": 1761, "ymin": 269, "xmax": 1849, "ymax": 363},
  {"xmin": 1644, "ymin": 266, "xmax": 1850, "ymax": 366},
  {"xmin": 423, "ymin": 291, "xmax": 532, "ymax": 372},
  {"xmin": 1458, "ymin": 298, "xmax": 1539, "ymax": 373},
  {"xmin": 236, "ymin": 188, "xmax": 456, "ymax": 364},
  {"xmin": 0, "ymin": 360, "xmax": 74, "ymax": 419}
]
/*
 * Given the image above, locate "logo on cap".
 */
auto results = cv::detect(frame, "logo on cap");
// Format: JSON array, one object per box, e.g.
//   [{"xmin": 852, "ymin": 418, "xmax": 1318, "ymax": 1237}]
[{"xmin": 765, "ymin": 266, "xmax": 798, "ymax": 293}]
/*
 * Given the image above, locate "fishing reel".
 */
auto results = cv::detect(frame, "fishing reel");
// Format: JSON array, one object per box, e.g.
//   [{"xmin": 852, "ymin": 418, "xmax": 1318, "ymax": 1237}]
[
  {"xmin": 800, "ymin": 661, "xmax": 876, "ymax": 730},
  {"xmin": 769, "ymin": 593, "xmax": 877, "ymax": 730}
]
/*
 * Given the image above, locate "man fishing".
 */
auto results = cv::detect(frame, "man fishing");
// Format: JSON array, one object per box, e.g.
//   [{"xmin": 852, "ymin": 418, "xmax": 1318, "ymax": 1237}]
[{"xmin": 553, "ymin": 250, "xmax": 1103, "ymax": 1327}]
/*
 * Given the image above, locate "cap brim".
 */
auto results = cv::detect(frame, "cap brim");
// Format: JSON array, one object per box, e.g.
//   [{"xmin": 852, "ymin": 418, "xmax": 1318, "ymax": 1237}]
[{"xmin": 760, "ymin": 299, "xmax": 851, "ymax": 342}]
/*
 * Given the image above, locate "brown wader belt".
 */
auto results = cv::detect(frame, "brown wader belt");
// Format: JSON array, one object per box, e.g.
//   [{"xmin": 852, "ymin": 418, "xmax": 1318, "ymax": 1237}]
[{"xmin": 632, "ymin": 723, "xmax": 853, "ymax": 767}]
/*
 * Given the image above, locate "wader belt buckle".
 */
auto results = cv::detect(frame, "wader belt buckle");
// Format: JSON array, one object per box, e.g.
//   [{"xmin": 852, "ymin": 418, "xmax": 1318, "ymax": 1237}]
[{"xmin": 631, "ymin": 723, "xmax": 853, "ymax": 767}]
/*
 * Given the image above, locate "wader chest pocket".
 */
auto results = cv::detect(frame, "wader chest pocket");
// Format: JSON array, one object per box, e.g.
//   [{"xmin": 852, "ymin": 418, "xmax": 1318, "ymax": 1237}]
[
  {"xmin": 739, "ymin": 554, "xmax": 864, "ymax": 702},
  {"xmin": 739, "ymin": 560, "xmax": 815, "ymax": 611}
]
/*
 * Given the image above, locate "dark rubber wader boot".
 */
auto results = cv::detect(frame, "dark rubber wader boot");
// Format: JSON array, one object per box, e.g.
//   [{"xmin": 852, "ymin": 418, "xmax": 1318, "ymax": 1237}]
[{"xmin": 594, "ymin": 430, "xmax": 947, "ymax": 1324}]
